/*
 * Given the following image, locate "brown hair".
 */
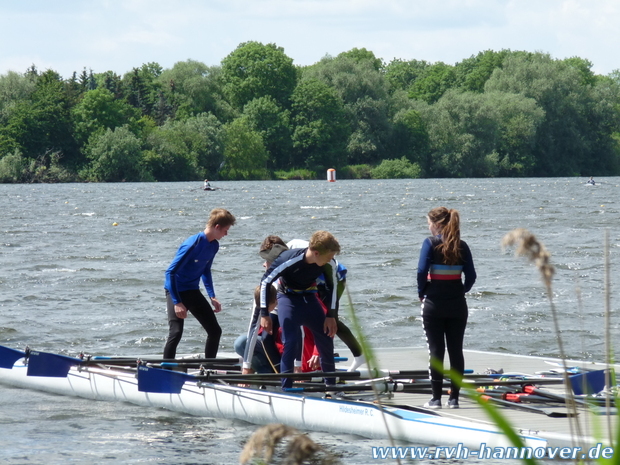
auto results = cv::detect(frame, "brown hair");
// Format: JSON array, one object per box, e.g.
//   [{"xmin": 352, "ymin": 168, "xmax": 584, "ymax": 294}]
[
  {"xmin": 259, "ymin": 235, "xmax": 286, "ymax": 254},
  {"xmin": 309, "ymin": 231, "xmax": 340, "ymax": 255},
  {"xmin": 207, "ymin": 208, "xmax": 236, "ymax": 228},
  {"xmin": 254, "ymin": 284, "xmax": 276, "ymax": 306},
  {"xmin": 427, "ymin": 207, "xmax": 461, "ymax": 265}
]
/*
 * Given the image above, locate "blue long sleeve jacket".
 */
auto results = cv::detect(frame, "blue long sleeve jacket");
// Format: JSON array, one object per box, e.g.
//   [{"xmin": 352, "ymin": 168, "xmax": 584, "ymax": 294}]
[{"xmin": 164, "ymin": 232, "xmax": 219, "ymax": 304}]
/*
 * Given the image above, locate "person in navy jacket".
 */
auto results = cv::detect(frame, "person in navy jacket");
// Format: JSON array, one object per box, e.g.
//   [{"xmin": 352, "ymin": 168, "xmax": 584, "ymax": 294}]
[
  {"xmin": 258, "ymin": 231, "xmax": 341, "ymax": 389},
  {"xmin": 417, "ymin": 207, "xmax": 476, "ymax": 409}
]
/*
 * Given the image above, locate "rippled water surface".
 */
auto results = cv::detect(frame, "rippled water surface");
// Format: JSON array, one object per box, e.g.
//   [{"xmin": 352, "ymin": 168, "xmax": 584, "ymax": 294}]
[{"xmin": 1, "ymin": 178, "xmax": 619, "ymax": 464}]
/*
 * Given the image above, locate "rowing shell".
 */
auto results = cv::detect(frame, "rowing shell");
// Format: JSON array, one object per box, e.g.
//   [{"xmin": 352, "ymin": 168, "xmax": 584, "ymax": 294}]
[{"xmin": 0, "ymin": 354, "xmax": 550, "ymax": 449}]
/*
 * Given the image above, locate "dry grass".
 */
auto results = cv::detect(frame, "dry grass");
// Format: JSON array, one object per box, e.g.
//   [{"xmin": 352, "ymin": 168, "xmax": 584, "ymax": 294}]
[{"xmin": 239, "ymin": 423, "xmax": 339, "ymax": 465}]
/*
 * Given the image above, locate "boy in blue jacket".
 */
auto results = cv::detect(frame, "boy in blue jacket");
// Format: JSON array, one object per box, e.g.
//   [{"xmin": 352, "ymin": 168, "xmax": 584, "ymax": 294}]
[{"xmin": 163, "ymin": 208, "xmax": 236, "ymax": 359}]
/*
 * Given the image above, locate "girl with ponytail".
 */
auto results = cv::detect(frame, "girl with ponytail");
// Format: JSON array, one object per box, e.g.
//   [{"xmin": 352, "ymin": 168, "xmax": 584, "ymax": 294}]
[{"xmin": 417, "ymin": 207, "xmax": 476, "ymax": 409}]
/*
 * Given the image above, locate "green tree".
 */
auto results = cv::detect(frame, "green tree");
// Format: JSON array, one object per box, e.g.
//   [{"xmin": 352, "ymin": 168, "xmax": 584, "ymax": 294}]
[
  {"xmin": 337, "ymin": 48, "xmax": 384, "ymax": 71},
  {"xmin": 242, "ymin": 96, "xmax": 292, "ymax": 169},
  {"xmin": 221, "ymin": 41, "xmax": 297, "ymax": 111},
  {"xmin": 220, "ymin": 117, "xmax": 269, "ymax": 179},
  {"xmin": 0, "ymin": 71, "xmax": 36, "ymax": 125},
  {"xmin": 345, "ymin": 96, "xmax": 391, "ymax": 164},
  {"xmin": 417, "ymin": 89, "xmax": 544, "ymax": 177},
  {"xmin": 145, "ymin": 113, "xmax": 223, "ymax": 181},
  {"xmin": 158, "ymin": 60, "xmax": 232, "ymax": 121},
  {"xmin": 563, "ymin": 56, "xmax": 597, "ymax": 87},
  {"xmin": 389, "ymin": 108, "xmax": 430, "ymax": 170},
  {"xmin": 485, "ymin": 53, "xmax": 615, "ymax": 176},
  {"xmin": 290, "ymin": 79, "xmax": 349, "ymax": 171},
  {"xmin": 409, "ymin": 62, "xmax": 457, "ymax": 103},
  {"xmin": 371, "ymin": 156, "xmax": 421, "ymax": 179},
  {"xmin": 95, "ymin": 71, "xmax": 125, "ymax": 99},
  {"xmin": 78, "ymin": 68, "xmax": 97, "ymax": 92},
  {"xmin": 454, "ymin": 49, "xmax": 512, "ymax": 93},
  {"xmin": 83, "ymin": 126, "xmax": 146, "ymax": 182},
  {"xmin": 385, "ymin": 58, "xmax": 429, "ymax": 93},
  {"xmin": 302, "ymin": 55, "xmax": 391, "ymax": 164},
  {"xmin": 490, "ymin": 92, "xmax": 545, "ymax": 175},
  {"xmin": 72, "ymin": 87, "xmax": 139, "ymax": 147},
  {"xmin": 0, "ymin": 69, "xmax": 80, "ymax": 168},
  {"xmin": 123, "ymin": 63, "xmax": 166, "ymax": 120},
  {"xmin": 0, "ymin": 149, "xmax": 25, "ymax": 182}
]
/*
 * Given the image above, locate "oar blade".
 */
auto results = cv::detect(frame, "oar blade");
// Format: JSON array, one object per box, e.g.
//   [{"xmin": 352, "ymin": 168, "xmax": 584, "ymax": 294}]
[
  {"xmin": 137, "ymin": 365, "xmax": 195, "ymax": 394},
  {"xmin": 569, "ymin": 369, "xmax": 609, "ymax": 395},
  {"xmin": 0, "ymin": 345, "xmax": 27, "ymax": 369},
  {"xmin": 27, "ymin": 351, "xmax": 82, "ymax": 377}
]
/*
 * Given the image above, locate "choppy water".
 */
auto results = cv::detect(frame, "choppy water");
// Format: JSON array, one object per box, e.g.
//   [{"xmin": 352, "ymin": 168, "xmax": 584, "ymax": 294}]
[{"xmin": 1, "ymin": 178, "xmax": 618, "ymax": 464}]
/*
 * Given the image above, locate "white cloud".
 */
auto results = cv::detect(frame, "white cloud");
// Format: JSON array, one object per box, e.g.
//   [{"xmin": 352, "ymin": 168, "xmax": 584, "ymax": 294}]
[{"xmin": 0, "ymin": 0, "xmax": 618, "ymax": 77}]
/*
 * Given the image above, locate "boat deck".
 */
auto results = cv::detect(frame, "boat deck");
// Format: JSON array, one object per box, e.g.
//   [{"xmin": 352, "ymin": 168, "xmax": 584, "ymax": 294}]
[{"xmin": 336, "ymin": 347, "xmax": 617, "ymax": 446}]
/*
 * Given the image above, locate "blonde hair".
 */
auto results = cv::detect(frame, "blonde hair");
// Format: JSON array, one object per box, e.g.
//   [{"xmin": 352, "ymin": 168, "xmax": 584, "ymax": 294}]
[
  {"xmin": 207, "ymin": 208, "xmax": 236, "ymax": 228},
  {"xmin": 308, "ymin": 231, "xmax": 340, "ymax": 255},
  {"xmin": 427, "ymin": 207, "xmax": 461, "ymax": 265}
]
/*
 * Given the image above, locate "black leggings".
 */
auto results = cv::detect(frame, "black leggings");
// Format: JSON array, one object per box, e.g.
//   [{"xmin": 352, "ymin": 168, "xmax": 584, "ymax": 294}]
[
  {"xmin": 323, "ymin": 280, "xmax": 362, "ymax": 358},
  {"xmin": 163, "ymin": 290, "xmax": 222, "ymax": 359},
  {"xmin": 336, "ymin": 319, "xmax": 362, "ymax": 357},
  {"xmin": 422, "ymin": 300, "xmax": 468, "ymax": 400}
]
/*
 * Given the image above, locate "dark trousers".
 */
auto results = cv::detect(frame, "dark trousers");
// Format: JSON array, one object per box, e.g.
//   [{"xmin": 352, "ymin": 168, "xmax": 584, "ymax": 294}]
[
  {"xmin": 278, "ymin": 292, "xmax": 335, "ymax": 389},
  {"xmin": 163, "ymin": 289, "xmax": 221, "ymax": 359},
  {"xmin": 336, "ymin": 319, "xmax": 362, "ymax": 357},
  {"xmin": 421, "ymin": 299, "xmax": 468, "ymax": 400}
]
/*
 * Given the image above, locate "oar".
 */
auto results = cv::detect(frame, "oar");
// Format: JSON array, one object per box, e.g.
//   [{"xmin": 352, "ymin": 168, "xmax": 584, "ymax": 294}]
[
  {"xmin": 476, "ymin": 394, "xmax": 578, "ymax": 418},
  {"xmin": 136, "ymin": 367, "xmax": 361, "ymax": 394},
  {"xmin": 353, "ymin": 368, "xmax": 474, "ymax": 379},
  {"xmin": 523, "ymin": 385, "xmax": 613, "ymax": 407},
  {"xmin": 25, "ymin": 350, "xmax": 241, "ymax": 378},
  {"xmin": 158, "ymin": 362, "xmax": 241, "ymax": 371},
  {"xmin": 137, "ymin": 365, "xmax": 196, "ymax": 393},
  {"xmin": 523, "ymin": 385, "xmax": 570, "ymax": 402},
  {"xmin": 467, "ymin": 377, "xmax": 564, "ymax": 387},
  {"xmin": 0, "ymin": 345, "xmax": 27, "ymax": 369},
  {"xmin": 384, "ymin": 377, "xmax": 564, "ymax": 388},
  {"xmin": 285, "ymin": 381, "xmax": 437, "ymax": 394},
  {"xmin": 27, "ymin": 350, "xmax": 83, "ymax": 377},
  {"xmin": 199, "ymin": 371, "xmax": 362, "ymax": 382},
  {"xmin": 88, "ymin": 356, "xmax": 241, "ymax": 366},
  {"xmin": 569, "ymin": 369, "xmax": 609, "ymax": 395},
  {"xmin": 503, "ymin": 393, "xmax": 560, "ymax": 404}
]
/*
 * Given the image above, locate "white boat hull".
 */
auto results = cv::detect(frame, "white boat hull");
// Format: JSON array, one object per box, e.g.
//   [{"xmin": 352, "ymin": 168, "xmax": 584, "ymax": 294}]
[{"xmin": 0, "ymin": 361, "xmax": 551, "ymax": 449}]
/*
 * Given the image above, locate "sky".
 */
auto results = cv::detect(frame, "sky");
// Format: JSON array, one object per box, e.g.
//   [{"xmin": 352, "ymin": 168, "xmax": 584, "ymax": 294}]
[{"xmin": 1, "ymin": 0, "xmax": 619, "ymax": 79}]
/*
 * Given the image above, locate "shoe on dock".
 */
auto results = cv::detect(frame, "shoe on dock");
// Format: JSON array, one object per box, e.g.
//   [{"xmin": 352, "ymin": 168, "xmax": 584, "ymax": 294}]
[
  {"xmin": 423, "ymin": 398, "xmax": 442, "ymax": 409},
  {"xmin": 446, "ymin": 399, "xmax": 459, "ymax": 409}
]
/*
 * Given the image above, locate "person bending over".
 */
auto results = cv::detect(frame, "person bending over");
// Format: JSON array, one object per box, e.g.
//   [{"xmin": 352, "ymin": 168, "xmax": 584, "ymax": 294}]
[{"xmin": 258, "ymin": 231, "xmax": 340, "ymax": 389}]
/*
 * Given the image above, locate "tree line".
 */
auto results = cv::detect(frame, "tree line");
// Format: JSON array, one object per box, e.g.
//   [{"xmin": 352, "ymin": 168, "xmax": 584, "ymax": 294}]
[{"xmin": 1, "ymin": 43, "xmax": 619, "ymax": 183}]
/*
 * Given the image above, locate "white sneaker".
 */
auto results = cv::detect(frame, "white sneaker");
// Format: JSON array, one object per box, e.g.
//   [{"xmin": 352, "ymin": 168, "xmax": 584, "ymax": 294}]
[{"xmin": 347, "ymin": 355, "xmax": 366, "ymax": 372}]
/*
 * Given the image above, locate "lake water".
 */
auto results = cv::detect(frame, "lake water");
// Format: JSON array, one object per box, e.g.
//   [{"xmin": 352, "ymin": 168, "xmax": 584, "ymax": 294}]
[{"xmin": 1, "ymin": 178, "xmax": 618, "ymax": 464}]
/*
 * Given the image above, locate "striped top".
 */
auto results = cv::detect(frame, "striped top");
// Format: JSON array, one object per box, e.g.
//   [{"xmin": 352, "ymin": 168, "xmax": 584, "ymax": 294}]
[
  {"xmin": 428, "ymin": 263, "xmax": 464, "ymax": 281},
  {"xmin": 417, "ymin": 235, "xmax": 476, "ymax": 300}
]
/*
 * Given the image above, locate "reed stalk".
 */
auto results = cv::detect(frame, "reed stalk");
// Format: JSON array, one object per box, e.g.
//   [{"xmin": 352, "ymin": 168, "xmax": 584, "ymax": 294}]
[{"xmin": 343, "ymin": 284, "xmax": 403, "ymax": 465}]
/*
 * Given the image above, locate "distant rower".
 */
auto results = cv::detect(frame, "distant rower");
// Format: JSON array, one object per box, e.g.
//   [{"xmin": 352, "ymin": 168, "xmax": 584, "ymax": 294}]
[
  {"xmin": 204, "ymin": 179, "xmax": 211, "ymax": 189},
  {"xmin": 587, "ymin": 176, "xmax": 595, "ymax": 186}
]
